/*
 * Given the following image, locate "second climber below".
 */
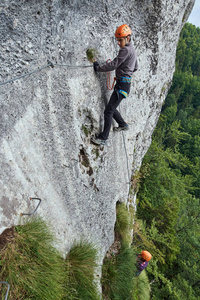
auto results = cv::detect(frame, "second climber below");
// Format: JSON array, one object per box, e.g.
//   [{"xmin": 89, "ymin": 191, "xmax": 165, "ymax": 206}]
[{"xmin": 91, "ymin": 24, "xmax": 138, "ymax": 146}]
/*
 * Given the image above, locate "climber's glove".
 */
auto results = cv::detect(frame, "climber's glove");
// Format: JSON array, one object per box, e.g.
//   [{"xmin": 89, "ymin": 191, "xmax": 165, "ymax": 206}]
[{"xmin": 93, "ymin": 61, "xmax": 99, "ymax": 72}]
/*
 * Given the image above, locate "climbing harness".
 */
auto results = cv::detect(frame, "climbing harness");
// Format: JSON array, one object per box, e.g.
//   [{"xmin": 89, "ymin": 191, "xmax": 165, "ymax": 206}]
[
  {"xmin": 106, "ymin": 66, "xmax": 131, "ymax": 98},
  {"xmin": 118, "ymin": 77, "xmax": 132, "ymax": 98},
  {"xmin": 20, "ymin": 197, "xmax": 41, "ymax": 216},
  {"xmin": 106, "ymin": 59, "xmax": 116, "ymax": 90},
  {"xmin": 120, "ymin": 76, "xmax": 132, "ymax": 83},
  {"xmin": 118, "ymin": 90, "xmax": 128, "ymax": 98},
  {"xmin": 0, "ymin": 281, "xmax": 10, "ymax": 300}
]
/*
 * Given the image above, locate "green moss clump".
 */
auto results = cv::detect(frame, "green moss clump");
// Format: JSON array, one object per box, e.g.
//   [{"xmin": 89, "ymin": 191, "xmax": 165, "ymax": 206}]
[
  {"xmin": 81, "ymin": 125, "xmax": 89, "ymax": 137},
  {"xmin": 86, "ymin": 48, "xmax": 98, "ymax": 63}
]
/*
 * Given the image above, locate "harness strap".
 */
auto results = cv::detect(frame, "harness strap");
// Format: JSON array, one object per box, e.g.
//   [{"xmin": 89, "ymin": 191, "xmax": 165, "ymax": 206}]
[
  {"xmin": 119, "ymin": 89, "xmax": 128, "ymax": 98},
  {"xmin": 120, "ymin": 76, "xmax": 132, "ymax": 83},
  {"xmin": 106, "ymin": 59, "xmax": 132, "ymax": 90}
]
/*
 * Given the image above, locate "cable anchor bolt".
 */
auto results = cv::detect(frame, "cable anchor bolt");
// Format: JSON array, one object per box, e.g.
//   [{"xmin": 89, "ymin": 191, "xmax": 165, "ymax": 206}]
[{"xmin": 47, "ymin": 60, "xmax": 54, "ymax": 68}]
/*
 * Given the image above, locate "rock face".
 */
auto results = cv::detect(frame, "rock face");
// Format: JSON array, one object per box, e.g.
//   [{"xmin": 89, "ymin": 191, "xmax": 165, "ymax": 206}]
[{"xmin": 0, "ymin": 0, "xmax": 195, "ymax": 260}]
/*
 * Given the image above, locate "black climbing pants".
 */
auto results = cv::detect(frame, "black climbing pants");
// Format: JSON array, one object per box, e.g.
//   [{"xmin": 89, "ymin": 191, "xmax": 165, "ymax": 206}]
[{"xmin": 98, "ymin": 82, "xmax": 131, "ymax": 140}]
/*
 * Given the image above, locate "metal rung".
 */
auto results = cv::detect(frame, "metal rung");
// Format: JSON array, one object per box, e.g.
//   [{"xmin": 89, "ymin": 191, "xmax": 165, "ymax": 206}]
[{"xmin": 21, "ymin": 197, "xmax": 41, "ymax": 216}]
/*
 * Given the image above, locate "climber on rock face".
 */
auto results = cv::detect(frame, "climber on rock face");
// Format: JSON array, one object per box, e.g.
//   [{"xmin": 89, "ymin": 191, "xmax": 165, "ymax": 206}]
[
  {"xmin": 91, "ymin": 24, "xmax": 138, "ymax": 146},
  {"xmin": 136, "ymin": 250, "xmax": 152, "ymax": 276}
]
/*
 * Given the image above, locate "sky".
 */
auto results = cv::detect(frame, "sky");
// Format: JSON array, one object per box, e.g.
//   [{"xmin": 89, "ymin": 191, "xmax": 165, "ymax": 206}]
[{"xmin": 188, "ymin": 1, "xmax": 200, "ymax": 28}]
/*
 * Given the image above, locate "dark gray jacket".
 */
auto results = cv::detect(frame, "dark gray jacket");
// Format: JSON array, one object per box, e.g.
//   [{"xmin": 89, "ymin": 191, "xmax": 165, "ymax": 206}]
[{"xmin": 96, "ymin": 42, "xmax": 138, "ymax": 81}]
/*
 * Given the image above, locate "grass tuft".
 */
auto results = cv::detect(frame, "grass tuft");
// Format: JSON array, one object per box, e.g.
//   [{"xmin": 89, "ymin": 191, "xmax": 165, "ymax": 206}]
[
  {"xmin": 132, "ymin": 270, "xmax": 150, "ymax": 300},
  {"xmin": 115, "ymin": 202, "xmax": 132, "ymax": 245},
  {"xmin": 0, "ymin": 217, "xmax": 65, "ymax": 300},
  {"xmin": 0, "ymin": 219, "xmax": 102, "ymax": 300},
  {"xmin": 102, "ymin": 203, "xmax": 151, "ymax": 299},
  {"xmin": 65, "ymin": 240, "xmax": 100, "ymax": 300},
  {"xmin": 102, "ymin": 245, "xmax": 137, "ymax": 300},
  {"xmin": 102, "ymin": 203, "xmax": 138, "ymax": 299},
  {"xmin": 0, "ymin": 208, "xmax": 151, "ymax": 300}
]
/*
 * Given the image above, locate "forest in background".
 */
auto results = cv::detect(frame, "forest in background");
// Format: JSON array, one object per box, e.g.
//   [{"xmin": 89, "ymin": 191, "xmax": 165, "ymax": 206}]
[{"xmin": 135, "ymin": 23, "xmax": 200, "ymax": 299}]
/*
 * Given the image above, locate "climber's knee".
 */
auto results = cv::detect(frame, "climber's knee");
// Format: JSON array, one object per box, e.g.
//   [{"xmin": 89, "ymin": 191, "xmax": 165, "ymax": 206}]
[{"xmin": 104, "ymin": 104, "xmax": 113, "ymax": 117}]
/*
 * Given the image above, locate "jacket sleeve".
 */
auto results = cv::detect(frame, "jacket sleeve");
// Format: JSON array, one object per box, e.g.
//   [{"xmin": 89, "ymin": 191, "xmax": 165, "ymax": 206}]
[{"xmin": 96, "ymin": 47, "xmax": 129, "ymax": 72}]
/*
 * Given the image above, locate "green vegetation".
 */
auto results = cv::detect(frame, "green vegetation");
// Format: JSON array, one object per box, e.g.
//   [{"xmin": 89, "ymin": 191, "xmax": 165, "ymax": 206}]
[
  {"xmin": 102, "ymin": 203, "xmax": 150, "ymax": 300},
  {"xmin": 136, "ymin": 23, "xmax": 200, "ymax": 299},
  {"xmin": 132, "ymin": 271, "xmax": 150, "ymax": 300},
  {"xmin": 0, "ymin": 217, "xmax": 65, "ymax": 300},
  {"xmin": 115, "ymin": 203, "xmax": 133, "ymax": 245},
  {"xmin": 92, "ymin": 147, "xmax": 100, "ymax": 159},
  {"xmin": 0, "ymin": 210, "xmax": 151, "ymax": 300},
  {"xmin": 105, "ymin": 246, "xmax": 136, "ymax": 300},
  {"xmin": 81, "ymin": 124, "xmax": 90, "ymax": 137},
  {"xmin": 130, "ymin": 170, "xmax": 143, "ymax": 194},
  {"xmin": 65, "ymin": 240, "xmax": 100, "ymax": 300},
  {"xmin": 0, "ymin": 218, "xmax": 100, "ymax": 300},
  {"xmin": 86, "ymin": 48, "xmax": 98, "ymax": 63}
]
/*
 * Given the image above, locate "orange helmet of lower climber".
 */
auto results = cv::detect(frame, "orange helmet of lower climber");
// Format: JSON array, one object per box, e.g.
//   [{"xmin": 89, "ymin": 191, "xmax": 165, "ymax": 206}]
[
  {"xmin": 141, "ymin": 251, "xmax": 152, "ymax": 262},
  {"xmin": 115, "ymin": 24, "xmax": 132, "ymax": 38}
]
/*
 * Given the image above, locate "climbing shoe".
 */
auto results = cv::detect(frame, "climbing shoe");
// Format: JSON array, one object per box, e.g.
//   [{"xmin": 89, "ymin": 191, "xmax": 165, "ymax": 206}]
[
  {"xmin": 91, "ymin": 137, "xmax": 107, "ymax": 146},
  {"xmin": 113, "ymin": 124, "xmax": 129, "ymax": 132}
]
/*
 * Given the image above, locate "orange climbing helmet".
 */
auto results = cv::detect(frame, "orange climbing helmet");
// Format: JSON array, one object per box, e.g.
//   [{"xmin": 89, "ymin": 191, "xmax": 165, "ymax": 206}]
[
  {"xmin": 141, "ymin": 250, "xmax": 152, "ymax": 262},
  {"xmin": 115, "ymin": 24, "xmax": 132, "ymax": 38}
]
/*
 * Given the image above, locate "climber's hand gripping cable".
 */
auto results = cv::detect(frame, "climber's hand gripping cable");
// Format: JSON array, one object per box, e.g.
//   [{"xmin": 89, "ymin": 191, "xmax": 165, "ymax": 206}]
[{"xmin": 93, "ymin": 61, "xmax": 99, "ymax": 72}]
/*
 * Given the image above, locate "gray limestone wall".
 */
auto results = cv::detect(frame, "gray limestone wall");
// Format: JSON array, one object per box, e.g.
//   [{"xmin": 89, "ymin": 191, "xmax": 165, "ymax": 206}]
[{"xmin": 0, "ymin": 0, "xmax": 195, "ymax": 263}]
